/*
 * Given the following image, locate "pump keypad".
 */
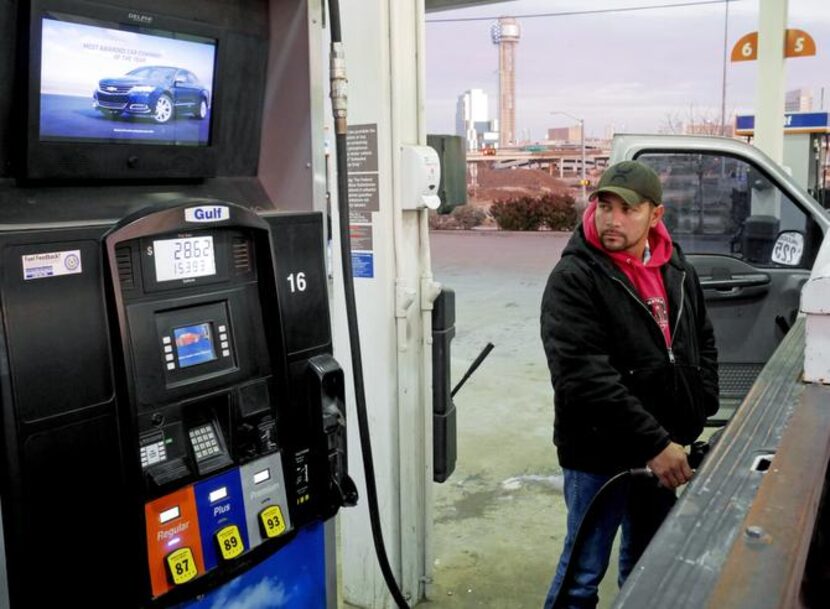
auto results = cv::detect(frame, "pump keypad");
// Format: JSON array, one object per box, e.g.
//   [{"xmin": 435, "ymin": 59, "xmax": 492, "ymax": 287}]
[
  {"xmin": 166, "ymin": 547, "xmax": 198, "ymax": 585},
  {"xmin": 141, "ymin": 439, "xmax": 167, "ymax": 468},
  {"xmin": 189, "ymin": 424, "xmax": 221, "ymax": 461},
  {"xmin": 218, "ymin": 324, "xmax": 231, "ymax": 357},
  {"xmin": 162, "ymin": 336, "xmax": 175, "ymax": 370}
]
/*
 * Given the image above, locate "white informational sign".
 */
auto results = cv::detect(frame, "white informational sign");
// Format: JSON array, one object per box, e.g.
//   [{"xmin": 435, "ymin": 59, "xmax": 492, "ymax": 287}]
[{"xmin": 22, "ymin": 249, "xmax": 82, "ymax": 280}]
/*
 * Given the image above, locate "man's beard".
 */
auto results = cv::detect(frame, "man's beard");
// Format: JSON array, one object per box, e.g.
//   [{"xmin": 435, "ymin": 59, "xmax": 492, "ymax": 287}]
[{"xmin": 599, "ymin": 230, "xmax": 630, "ymax": 251}]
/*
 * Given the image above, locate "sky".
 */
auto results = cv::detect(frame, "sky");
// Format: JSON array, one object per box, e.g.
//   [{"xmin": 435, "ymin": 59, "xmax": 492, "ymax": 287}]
[{"xmin": 425, "ymin": 0, "xmax": 830, "ymax": 140}]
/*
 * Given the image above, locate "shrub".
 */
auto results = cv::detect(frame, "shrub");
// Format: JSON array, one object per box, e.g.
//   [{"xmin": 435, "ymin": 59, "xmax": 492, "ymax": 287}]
[
  {"xmin": 538, "ymin": 193, "xmax": 578, "ymax": 231},
  {"xmin": 490, "ymin": 193, "xmax": 577, "ymax": 231},
  {"xmin": 428, "ymin": 205, "xmax": 486, "ymax": 230},
  {"xmin": 490, "ymin": 197, "xmax": 542, "ymax": 230},
  {"xmin": 428, "ymin": 210, "xmax": 455, "ymax": 230},
  {"xmin": 451, "ymin": 205, "xmax": 487, "ymax": 229}
]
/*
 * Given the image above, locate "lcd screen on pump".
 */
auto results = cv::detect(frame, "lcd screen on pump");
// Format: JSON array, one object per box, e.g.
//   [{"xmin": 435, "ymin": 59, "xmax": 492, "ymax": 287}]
[
  {"xmin": 173, "ymin": 323, "xmax": 217, "ymax": 368},
  {"xmin": 39, "ymin": 13, "xmax": 216, "ymax": 146},
  {"xmin": 153, "ymin": 236, "xmax": 215, "ymax": 282}
]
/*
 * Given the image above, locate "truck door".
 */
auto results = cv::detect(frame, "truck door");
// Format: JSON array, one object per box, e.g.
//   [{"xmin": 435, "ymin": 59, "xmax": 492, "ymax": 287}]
[{"xmin": 613, "ymin": 136, "xmax": 829, "ymax": 423}]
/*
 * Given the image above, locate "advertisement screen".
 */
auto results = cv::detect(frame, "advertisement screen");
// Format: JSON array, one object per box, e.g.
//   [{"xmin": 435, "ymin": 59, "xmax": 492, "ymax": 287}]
[
  {"xmin": 39, "ymin": 14, "xmax": 216, "ymax": 146},
  {"xmin": 173, "ymin": 323, "xmax": 217, "ymax": 368}
]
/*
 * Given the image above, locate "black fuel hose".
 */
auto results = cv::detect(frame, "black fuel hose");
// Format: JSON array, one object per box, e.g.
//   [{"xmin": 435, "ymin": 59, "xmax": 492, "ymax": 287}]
[
  {"xmin": 549, "ymin": 468, "xmax": 653, "ymax": 609},
  {"xmin": 326, "ymin": 1, "xmax": 411, "ymax": 608},
  {"xmin": 549, "ymin": 442, "xmax": 711, "ymax": 609}
]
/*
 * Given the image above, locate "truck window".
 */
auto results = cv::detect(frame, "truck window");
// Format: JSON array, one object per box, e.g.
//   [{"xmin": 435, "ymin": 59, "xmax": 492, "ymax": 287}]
[{"xmin": 636, "ymin": 152, "xmax": 816, "ymax": 268}]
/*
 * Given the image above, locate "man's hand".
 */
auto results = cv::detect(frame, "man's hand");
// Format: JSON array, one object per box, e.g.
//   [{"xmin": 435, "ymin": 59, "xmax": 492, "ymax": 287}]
[{"xmin": 647, "ymin": 442, "xmax": 693, "ymax": 489}]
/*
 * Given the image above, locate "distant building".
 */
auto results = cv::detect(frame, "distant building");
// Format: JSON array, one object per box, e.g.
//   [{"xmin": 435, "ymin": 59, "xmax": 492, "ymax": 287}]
[
  {"xmin": 786, "ymin": 88, "xmax": 813, "ymax": 112},
  {"xmin": 456, "ymin": 89, "xmax": 499, "ymax": 151},
  {"xmin": 456, "ymin": 89, "xmax": 488, "ymax": 134},
  {"xmin": 547, "ymin": 125, "xmax": 583, "ymax": 144},
  {"xmin": 490, "ymin": 17, "xmax": 520, "ymax": 147}
]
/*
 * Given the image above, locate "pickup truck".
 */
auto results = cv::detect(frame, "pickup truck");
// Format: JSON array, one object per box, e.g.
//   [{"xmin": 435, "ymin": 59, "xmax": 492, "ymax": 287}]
[{"xmin": 607, "ymin": 134, "xmax": 830, "ymax": 608}]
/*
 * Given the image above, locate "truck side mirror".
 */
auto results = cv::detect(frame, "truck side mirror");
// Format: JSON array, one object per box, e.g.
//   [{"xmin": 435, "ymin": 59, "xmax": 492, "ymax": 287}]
[{"xmin": 771, "ymin": 230, "xmax": 805, "ymax": 266}]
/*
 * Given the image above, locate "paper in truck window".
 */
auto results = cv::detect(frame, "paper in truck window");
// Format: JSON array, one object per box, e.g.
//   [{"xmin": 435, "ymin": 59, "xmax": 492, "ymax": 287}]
[{"xmin": 771, "ymin": 232, "xmax": 804, "ymax": 266}]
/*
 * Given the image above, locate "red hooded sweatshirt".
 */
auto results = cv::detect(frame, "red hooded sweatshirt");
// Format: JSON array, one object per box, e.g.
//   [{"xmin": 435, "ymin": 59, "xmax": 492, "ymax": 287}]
[{"xmin": 582, "ymin": 200, "xmax": 674, "ymax": 346}]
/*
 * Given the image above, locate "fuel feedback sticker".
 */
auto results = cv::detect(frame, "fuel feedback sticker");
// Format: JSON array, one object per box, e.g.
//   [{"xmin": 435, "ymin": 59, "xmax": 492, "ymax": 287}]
[{"xmin": 22, "ymin": 249, "xmax": 82, "ymax": 281}]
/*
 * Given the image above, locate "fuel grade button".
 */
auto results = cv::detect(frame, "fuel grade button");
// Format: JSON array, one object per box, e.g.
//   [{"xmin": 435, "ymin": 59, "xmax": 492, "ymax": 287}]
[
  {"xmin": 216, "ymin": 524, "xmax": 245, "ymax": 560},
  {"xmin": 165, "ymin": 547, "xmax": 198, "ymax": 585},
  {"xmin": 259, "ymin": 505, "xmax": 286, "ymax": 538}
]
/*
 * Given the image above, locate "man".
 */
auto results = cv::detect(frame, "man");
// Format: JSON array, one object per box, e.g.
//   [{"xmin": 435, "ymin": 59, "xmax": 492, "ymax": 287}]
[{"xmin": 540, "ymin": 160, "xmax": 719, "ymax": 609}]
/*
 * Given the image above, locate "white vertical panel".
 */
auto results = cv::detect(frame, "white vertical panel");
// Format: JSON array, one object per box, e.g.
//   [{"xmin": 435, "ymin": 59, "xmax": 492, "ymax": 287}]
[
  {"xmin": 754, "ymin": 0, "xmax": 788, "ymax": 164},
  {"xmin": 332, "ymin": 0, "xmax": 432, "ymax": 607},
  {"xmin": 802, "ymin": 235, "xmax": 830, "ymax": 384}
]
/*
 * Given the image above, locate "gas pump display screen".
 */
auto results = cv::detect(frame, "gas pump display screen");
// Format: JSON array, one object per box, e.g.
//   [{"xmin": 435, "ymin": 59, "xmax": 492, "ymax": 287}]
[
  {"xmin": 173, "ymin": 323, "xmax": 217, "ymax": 368},
  {"xmin": 153, "ymin": 236, "xmax": 216, "ymax": 282}
]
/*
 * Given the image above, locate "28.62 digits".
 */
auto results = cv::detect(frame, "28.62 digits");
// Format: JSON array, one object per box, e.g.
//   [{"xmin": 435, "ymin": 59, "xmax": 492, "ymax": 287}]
[{"xmin": 173, "ymin": 238, "xmax": 212, "ymax": 277}]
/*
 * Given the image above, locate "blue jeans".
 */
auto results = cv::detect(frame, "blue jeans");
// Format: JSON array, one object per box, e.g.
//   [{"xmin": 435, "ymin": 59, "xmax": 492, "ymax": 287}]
[{"xmin": 543, "ymin": 468, "xmax": 676, "ymax": 609}]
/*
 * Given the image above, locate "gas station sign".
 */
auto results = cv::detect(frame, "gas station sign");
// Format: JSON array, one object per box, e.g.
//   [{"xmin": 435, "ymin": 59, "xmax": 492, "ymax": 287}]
[
  {"xmin": 731, "ymin": 29, "xmax": 816, "ymax": 62},
  {"xmin": 735, "ymin": 112, "xmax": 830, "ymax": 136}
]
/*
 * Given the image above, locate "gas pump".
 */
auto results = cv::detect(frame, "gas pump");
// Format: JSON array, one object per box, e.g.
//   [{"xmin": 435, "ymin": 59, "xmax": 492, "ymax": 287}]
[
  {"xmin": 0, "ymin": 202, "xmax": 354, "ymax": 608},
  {"xmin": 106, "ymin": 201, "xmax": 355, "ymax": 605},
  {"xmin": 0, "ymin": 0, "xmax": 445, "ymax": 604},
  {"xmin": 0, "ymin": 0, "xmax": 363, "ymax": 602}
]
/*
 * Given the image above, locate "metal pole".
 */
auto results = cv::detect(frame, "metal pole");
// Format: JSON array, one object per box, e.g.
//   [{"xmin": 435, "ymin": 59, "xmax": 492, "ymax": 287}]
[
  {"xmin": 720, "ymin": 0, "xmax": 730, "ymax": 135},
  {"xmin": 580, "ymin": 118, "xmax": 586, "ymax": 203},
  {"xmin": 550, "ymin": 111, "xmax": 586, "ymax": 203}
]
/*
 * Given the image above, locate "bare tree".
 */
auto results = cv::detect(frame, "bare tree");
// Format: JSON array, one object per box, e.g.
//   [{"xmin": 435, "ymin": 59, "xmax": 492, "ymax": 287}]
[{"xmin": 659, "ymin": 104, "xmax": 736, "ymax": 136}]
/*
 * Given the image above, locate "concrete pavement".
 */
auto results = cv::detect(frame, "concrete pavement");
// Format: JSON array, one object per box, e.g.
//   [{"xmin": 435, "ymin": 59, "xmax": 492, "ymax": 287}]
[
  {"xmin": 423, "ymin": 230, "xmax": 620, "ymax": 609},
  {"xmin": 344, "ymin": 230, "xmax": 620, "ymax": 609}
]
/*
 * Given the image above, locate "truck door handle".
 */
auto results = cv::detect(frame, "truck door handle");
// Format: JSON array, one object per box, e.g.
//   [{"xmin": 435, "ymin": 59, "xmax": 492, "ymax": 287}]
[{"xmin": 700, "ymin": 273, "xmax": 770, "ymax": 300}]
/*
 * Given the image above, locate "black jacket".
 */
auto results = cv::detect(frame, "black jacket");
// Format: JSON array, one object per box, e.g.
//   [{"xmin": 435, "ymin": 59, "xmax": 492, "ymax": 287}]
[{"xmin": 540, "ymin": 225, "xmax": 719, "ymax": 473}]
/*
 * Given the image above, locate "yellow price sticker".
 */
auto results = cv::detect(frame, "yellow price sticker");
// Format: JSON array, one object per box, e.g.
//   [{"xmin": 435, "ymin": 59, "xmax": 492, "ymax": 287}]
[
  {"xmin": 260, "ymin": 505, "xmax": 286, "ymax": 538},
  {"xmin": 166, "ymin": 547, "xmax": 198, "ymax": 585},
  {"xmin": 216, "ymin": 524, "xmax": 245, "ymax": 560}
]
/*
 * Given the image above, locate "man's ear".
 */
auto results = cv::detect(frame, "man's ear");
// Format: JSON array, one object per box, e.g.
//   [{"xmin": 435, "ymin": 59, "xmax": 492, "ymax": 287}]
[{"xmin": 650, "ymin": 204, "xmax": 665, "ymax": 227}]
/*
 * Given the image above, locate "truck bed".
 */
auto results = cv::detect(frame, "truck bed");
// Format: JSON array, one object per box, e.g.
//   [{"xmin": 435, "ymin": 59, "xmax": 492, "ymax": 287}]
[{"xmin": 612, "ymin": 317, "xmax": 830, "ymax": 608}]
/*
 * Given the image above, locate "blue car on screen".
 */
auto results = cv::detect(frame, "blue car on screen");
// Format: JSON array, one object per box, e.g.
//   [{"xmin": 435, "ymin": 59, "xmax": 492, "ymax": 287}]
[{"xmin": 93, "ymin": 66, "xmax": 210, "ymax": 124}]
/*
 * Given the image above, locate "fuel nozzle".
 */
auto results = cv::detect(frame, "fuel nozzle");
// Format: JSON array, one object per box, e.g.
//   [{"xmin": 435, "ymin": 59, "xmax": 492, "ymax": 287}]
[
  {"xmin": 629, "ymin": 439, "xmax": 713, "ymax": 480},
  {"xmin": 332, "ymin": 472, "xmax": 358, "ymax": 507},
  {"xmin": 688, "ymin": 439, "xmax": 711, "ymax": 470}
]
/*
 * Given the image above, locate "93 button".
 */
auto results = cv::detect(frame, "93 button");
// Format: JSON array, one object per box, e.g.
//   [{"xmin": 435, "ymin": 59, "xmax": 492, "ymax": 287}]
[{"xmin": 259, "ymin": 505, "xmax": 286, "ymax": 538}]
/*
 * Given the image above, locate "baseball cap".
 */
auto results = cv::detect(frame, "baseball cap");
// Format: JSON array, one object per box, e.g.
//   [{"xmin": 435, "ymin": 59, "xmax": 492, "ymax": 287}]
[{"xmin": 590, "ymin": 160, "xmax": 663, "ymax": 206}]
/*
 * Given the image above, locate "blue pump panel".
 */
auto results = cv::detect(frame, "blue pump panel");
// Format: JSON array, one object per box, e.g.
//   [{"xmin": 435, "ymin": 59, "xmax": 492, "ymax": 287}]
[
  {"xmin": 174, "ymin": 523, "xmax": 327, "ymax": 609},
  {"xmin": 193, "ymin": 467, "xmax": 250, "ymax": 571}
]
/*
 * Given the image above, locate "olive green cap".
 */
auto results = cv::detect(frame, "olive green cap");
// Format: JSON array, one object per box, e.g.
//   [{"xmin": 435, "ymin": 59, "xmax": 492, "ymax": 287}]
[{"xmin": 590, "ymin": 160, "xmax": 663, "ymax": 206}]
